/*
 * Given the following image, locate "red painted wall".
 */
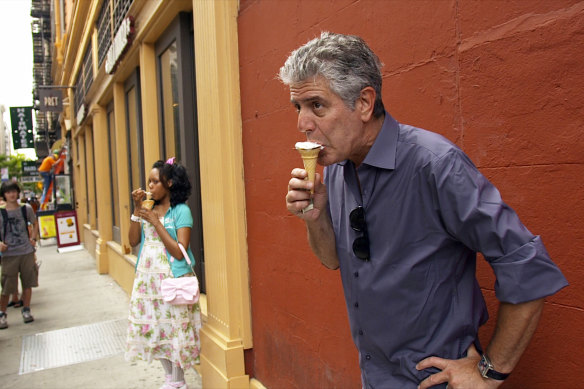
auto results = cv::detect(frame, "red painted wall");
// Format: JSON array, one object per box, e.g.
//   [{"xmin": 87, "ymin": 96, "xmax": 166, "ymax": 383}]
[{"xmin": 238, "ymin": 1, "xmax": 584, "ymax": 387}]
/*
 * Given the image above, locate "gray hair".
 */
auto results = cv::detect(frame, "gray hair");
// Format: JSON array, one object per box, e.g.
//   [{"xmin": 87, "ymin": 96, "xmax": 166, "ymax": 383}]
[{"xmin": 279, "ymin": 32, "xmax": 385, "ymax": 117}]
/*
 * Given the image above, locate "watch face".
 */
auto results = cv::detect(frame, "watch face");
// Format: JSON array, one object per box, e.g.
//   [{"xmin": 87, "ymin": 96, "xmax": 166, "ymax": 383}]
[{"xmin": 478, "ymin": 355, "xmax": 491, "ymax": 377}]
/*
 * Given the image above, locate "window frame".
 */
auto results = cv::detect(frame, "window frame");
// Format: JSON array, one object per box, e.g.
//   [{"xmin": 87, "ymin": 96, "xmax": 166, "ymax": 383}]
[{"xmin": 155, "ymin": 13, "xmax": 205, "ymax": 291}]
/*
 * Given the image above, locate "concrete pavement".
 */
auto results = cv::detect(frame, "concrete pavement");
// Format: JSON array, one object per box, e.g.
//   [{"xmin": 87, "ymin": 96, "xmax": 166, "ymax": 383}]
[{"xmin": 0, "ymin": 242, "xmax": 202, "ymax": 389}]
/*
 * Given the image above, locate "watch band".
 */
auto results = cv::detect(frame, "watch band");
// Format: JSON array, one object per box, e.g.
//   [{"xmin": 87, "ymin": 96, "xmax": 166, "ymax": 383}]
[
  {"xmin": 478, "ymin": 354, "xmax": 510, "ymax": 381},
  {"xmin": 130, "ymin": 214, "xmax": 142, "ymax": 223}
]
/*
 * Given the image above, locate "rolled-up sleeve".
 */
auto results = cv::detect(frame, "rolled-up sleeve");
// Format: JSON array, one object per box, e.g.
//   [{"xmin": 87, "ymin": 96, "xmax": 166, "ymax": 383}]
[
  {"xmin": 431, "ymin": 150, "xmax": 568, "ymax": 304},
  {"xmin": 490, "ymin": 235, "xmax": 568, "ymax": 303}
]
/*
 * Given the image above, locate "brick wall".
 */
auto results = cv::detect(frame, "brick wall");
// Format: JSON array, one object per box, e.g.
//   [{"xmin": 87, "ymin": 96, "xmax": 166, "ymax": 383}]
[{"xmin": 239, "ymin": 1, "xmax": 583, "ymax": 387}]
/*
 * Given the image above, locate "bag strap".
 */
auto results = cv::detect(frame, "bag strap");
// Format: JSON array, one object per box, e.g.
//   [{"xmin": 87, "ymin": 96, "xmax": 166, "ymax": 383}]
[
  {"xmin": 177, "ymin": 243, "xmax": 191, "ymax": 265},
  {"xmin": 21, "ymin": 205, "xmax": 29, "ymax": 238},
  {"xmin": 0, "ymin": 208, "xmax": 7, "ymax": 242}
]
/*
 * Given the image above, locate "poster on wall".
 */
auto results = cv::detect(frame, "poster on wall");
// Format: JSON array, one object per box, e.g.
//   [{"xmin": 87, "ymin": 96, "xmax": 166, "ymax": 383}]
[{"xmin": 55, "ymin": 210, "xmax": 82, "ymax": 252}]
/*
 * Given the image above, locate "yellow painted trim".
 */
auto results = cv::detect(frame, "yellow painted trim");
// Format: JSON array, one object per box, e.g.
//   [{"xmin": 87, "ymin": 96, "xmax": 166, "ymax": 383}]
[
  {"xmin": 139, "ymin": 43, "xmax": 161, "ymax": 168},
  {"xmin": 113, "ymin": 82, "xmax": 133, "ymax": 254},
  {"xmin": 90, "ymin": 104, "xmax": 112, "ymax": 273},
  {"xmin": 193, "ymin": 0, "xmax": 252, "ymax": 387},
  {"xmin": 106, "ymin": 241, "xmax": 135, "ymax": 295},
  {"xmin": 250, "ymin": 379, "xmax": 268, "ymax": 389},
  {"xmin": 85, "ymin": 126, "xmax": 97, "ymax": 228},
  {"xmin": 75, "ymin": 133, "xmax": 88, "ymax": 229}
]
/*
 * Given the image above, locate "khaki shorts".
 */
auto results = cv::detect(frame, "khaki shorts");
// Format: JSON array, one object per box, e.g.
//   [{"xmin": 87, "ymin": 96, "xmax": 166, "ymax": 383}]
[{"xmin": 1, "ymin": 252, "xmax": 38, "ymax": 295}]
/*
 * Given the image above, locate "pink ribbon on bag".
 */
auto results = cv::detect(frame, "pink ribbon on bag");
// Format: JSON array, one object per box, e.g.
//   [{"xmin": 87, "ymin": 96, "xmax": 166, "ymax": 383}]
[
  {"xmin": 161, "ymin": 277, "xmax": 200, "ymax": 304},
  {"xmin": 161, "ymin": 242, "xmax": 199, "ymax": 304}
]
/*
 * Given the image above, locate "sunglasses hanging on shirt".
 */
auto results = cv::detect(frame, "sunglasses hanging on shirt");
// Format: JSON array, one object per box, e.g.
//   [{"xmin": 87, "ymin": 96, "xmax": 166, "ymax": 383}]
[{"xmin": 350, "ymin": 206, "xmax": 370, "ymax": 261}]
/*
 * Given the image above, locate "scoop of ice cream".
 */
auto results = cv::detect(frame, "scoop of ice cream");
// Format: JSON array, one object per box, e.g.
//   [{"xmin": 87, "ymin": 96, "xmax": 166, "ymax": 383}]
[
  {"xmin": 142, "ymin": 192, "xmax": 154, "ymax": 209},
  {"xmin": 295, "ymin": 141, "xmax": 323, "ymax": 150}
]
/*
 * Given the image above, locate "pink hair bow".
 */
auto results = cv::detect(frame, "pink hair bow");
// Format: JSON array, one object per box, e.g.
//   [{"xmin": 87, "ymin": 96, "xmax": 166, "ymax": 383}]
[{"xmin": 166, "ymin": 157, "xmax": 176, "ymax": 165}]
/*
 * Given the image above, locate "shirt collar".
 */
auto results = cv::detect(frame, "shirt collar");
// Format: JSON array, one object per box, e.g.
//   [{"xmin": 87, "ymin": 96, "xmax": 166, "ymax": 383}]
[
  {"xmin": 362, "ymin": 111, "xmax": 398, "ymax": 170},
  {"xmin": 337, "ymin": 111, "xmax": 399, "ymax": 170}
]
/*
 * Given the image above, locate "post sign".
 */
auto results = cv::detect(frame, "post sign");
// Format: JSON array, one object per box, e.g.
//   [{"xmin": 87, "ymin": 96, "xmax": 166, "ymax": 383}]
[
  {"xmin": 22, "ymin": 161, "xmax": 38, "ymax": 175},
  {"xmin": 38, "ymin": 213, "xmax": 57, "ymax": 239},
  {"xmin": 9, "ymin": 107, "xmax": 34, "ymax": 149},
  {"xmin": 55, "ymin": 210, "xmax": 80, "ymax": 248},
  {"xmin": 21, "ymin": 161, "xmax": 40, "ymax": 183},
  {"xmin": 38, "ymin": 88, "xmax": 63, "ymax": 112}
]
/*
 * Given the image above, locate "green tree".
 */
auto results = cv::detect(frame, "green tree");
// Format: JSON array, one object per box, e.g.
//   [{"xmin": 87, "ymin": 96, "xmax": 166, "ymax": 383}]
[{"xmin": 0, "ymin": 153, "xmax": 38, "ymax": 194}]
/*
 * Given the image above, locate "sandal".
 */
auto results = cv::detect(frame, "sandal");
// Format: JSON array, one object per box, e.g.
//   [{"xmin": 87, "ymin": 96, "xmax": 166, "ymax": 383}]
[{"xmin": 12, "ymin": 300, "xmax": 24, "ymax": 308}]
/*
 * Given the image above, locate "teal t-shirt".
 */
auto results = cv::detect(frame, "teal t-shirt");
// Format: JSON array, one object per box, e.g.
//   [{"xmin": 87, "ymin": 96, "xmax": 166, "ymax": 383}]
[{"xmin": 135, "ymin": 203, "xmax": 196, "ymax": 277}]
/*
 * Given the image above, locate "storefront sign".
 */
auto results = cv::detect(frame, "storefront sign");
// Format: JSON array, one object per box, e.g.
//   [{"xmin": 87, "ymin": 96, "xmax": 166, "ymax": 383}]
[
  {"xmin": 9, "ymin": 106, "xmax": 34, "ymax": 149},
  {"xmin": 105, "ymin": 17, "xmax": 134, "ymax": 74},
  {"xmin": 38, "ymin": 88, "xmax": 63, "ymax": 112}
]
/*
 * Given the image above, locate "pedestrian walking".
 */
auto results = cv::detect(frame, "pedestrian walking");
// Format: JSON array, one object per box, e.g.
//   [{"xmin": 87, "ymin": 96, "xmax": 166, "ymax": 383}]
[
  {"xmin": 125, "ymin": 158, "xmax": 201, "ymax": 389},
  {"xmin": 0, "ymin": 181, "xmax": 39, "ymax": 329},
  {"xmin": 282, "ymin": 32, "xmax": 568, "ymax": 388}
]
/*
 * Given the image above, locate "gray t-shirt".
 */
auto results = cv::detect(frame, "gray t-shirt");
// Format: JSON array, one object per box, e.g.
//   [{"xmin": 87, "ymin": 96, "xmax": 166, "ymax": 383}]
[{"xmin": 0, "ymin": 204, "xmax": 35, "ymax": 256}]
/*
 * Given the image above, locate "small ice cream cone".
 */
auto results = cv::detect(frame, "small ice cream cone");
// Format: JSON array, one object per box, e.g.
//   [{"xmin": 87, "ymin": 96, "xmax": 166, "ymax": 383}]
[
  {"xmin": 295, "ymin": 142, "xmax": 322, "ymax": 194},
  {"xmin": 142, "ymin": 192, "xmax": 154, "ymax": 210}
]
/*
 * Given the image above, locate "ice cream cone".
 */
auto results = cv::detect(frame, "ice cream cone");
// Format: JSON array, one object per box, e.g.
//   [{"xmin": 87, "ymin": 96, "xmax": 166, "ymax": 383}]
[
  {"xmin": 142, "ymin": 192, "xmax": 154, "ymax": 210},
  {"xmin": 295, "ymin": 142, "xmax": 322, "ymax": 194}
]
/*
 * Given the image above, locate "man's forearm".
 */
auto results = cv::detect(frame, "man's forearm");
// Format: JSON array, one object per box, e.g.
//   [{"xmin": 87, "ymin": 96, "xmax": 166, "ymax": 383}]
[
  {"xmin": 486, "ymin": 298, "xmax": 545, "ymax": 374},
  {"xmin": 306, "ymin": 217, "xmax": 339, "ymax": 269}
]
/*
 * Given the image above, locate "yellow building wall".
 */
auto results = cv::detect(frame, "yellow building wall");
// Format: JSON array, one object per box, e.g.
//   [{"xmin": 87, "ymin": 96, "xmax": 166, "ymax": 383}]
[{"xmin": 54, "ymin": 0, "xmax": 255, "ymax": 387}]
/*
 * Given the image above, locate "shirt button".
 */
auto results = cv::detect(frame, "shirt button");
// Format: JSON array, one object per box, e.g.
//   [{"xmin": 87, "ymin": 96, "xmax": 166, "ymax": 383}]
[
  {"xmin": 359, "ymin": 330, "xmax": 364, "ymax": 335},
  {"xmin": 365, "ymin": 354, "xmax": 371, "ymax": 360},
  {"xmin": 354, "ymin": 302, "xmax": 359, "ymax": 308},
  {"xmin": 354, "ymin": 271, "xmax": 359, "ymax": 277}
]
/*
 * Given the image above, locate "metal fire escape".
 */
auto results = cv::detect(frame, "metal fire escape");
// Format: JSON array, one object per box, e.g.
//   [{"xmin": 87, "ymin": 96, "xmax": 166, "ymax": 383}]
[{"xmin": 31, "ymin": 0, "xmax": 58, "ymax": 159}]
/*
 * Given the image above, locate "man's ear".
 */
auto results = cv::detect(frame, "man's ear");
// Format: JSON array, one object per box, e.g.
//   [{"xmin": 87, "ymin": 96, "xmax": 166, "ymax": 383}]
[{"xmin": 357, "ymin": 86, "xmax": 376, "ymax": 122}]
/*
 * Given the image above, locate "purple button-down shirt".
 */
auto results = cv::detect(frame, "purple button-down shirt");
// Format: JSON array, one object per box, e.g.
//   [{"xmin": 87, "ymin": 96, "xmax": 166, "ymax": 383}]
[{"xmin": 324, "ymin": 112, "xmax": 568, "ymax": 388}]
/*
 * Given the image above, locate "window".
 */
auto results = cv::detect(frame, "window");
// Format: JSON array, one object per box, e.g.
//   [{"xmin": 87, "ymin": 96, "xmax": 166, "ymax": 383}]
[
  {"xmin": 124, "ymin": 69, "xmax": 144, "ymax": 218},
  {"xmin": 107, "ymin": 101, "xmax": 120, "ymax": 242},
  {"xmin": 159, "ymin": 41, "xmax": 180, "ymax": 161},
  {"xmin": 96, "ymin": 0, "xmax": 112, "ymax": 67},
  {"xmin": 156, "ymin": 13, "xmax": 205, "ymax": 291}
]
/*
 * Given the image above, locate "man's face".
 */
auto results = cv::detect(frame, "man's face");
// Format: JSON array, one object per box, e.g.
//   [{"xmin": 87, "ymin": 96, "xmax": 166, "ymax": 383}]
[{"xmin": 290, "ymin": 76, "xmax": 363, "ymax": 166}]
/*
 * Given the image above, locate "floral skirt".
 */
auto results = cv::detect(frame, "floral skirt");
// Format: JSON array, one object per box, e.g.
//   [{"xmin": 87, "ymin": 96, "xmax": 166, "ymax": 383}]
[{"xmin": 125, "ymin": 240, "xmax": 201, "ymax": 370}]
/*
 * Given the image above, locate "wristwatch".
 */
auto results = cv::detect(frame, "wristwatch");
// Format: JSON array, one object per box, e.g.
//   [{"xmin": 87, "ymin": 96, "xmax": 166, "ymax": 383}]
[{"xmin": 478, "ymin": 354, "xmax": 510, "ymax": 380}]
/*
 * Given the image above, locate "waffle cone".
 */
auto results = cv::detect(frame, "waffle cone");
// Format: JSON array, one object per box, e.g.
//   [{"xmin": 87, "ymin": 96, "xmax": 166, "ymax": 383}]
[
  {"xmin": 142, "ymin": 200, "xmax": 154, "ymax": 210},
  {"xmin": 297, "ymin": 148, "xmax": 320, "ymax": 194}
]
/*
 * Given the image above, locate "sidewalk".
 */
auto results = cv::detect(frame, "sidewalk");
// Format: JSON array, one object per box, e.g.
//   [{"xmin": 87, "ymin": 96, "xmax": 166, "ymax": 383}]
[{"xmin": 0, "ymin": 243, "xmax": 202, "ymax": 389}]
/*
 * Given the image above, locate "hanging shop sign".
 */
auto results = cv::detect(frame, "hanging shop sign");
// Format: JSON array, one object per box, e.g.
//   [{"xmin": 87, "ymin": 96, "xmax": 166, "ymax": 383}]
[
  {"xmin": 76, "ymin": 103, "xmax": 86, "ymax": 126},
  {"xmin": 38, "ymin": 88, "xmax": 63, "ymax": 112},
  {"xmin": 9, "ymin": 106, "xmax": 34, "ymax": 149},
  {"xmin": 105, "ymin": 17, "xmax": 135, "ymax": 74}
]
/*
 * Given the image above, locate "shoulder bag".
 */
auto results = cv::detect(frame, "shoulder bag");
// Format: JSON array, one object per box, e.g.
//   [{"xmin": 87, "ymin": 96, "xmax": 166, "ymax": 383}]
[{"xmin": 160, "ymin": 242, "xmax": 200, "ymax": 305}]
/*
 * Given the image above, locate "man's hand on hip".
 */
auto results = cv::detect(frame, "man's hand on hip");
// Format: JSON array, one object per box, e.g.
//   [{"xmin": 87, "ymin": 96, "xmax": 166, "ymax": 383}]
[{"xmin": 416, "ymin": 344, "xmax": 502, "ymax": 389}]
